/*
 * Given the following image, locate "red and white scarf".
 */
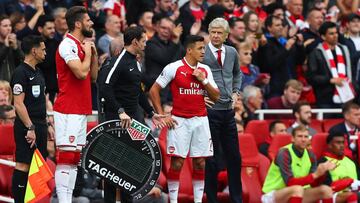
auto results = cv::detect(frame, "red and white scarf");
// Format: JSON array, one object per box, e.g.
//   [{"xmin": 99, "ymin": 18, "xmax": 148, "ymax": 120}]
[{"xmin": 322, "ymin": 42, "xmax": 354, "ymax": 103}]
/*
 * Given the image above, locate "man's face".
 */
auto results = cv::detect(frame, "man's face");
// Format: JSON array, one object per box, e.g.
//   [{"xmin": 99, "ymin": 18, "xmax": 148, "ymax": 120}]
[
  {"xmin": 297, "ymin": 105, "xmax": 312, "ymax": 125},
  {"xmin": 54, "ymin": 11, "xmax": 68, "ymax": 32},
  {"xmin": 293, "ymin": 129, "xmax": 310, "ymax": 150},
  {"xmin": 135, "ymin": 33, "xmax": 147, "ymax": 55},
  {"xmin": 0, "ymin": 19, "xmax": 12, "ymax": 39},
  {"xmin": 268, "ymin": 18, "xmax": 283, "ymax": 38},
  {"xmin": 188, "ymin": 41, "xmax": 205, "ymax": 62},
  {"xmin": 40, "ymin": 21, "xmax": 56, "ymax": 39},
  {"xmin": 322, "ymin": 27, "xmax": 338, "ymax": 46},
  {"xmin": 159, "ymin": 0, "xmax": 172, "ymax": 12},
  {"xmin": 80, "ymin": 14, "xmax": 94, "ymax": 38},
  {"xmin": 328, "ymin": 136, "xmax": 345, "ymax": 156},
  {"xmin": 107, "ymin": 15, "xmax": 121, "ymax": 34},
  {"xmin": 347, "ymin": 18, "xmax": 360, "ymax": 35},
  {"xmin": 345, "ymin": 108, "xmax": 360, "ymax": 127},
  {"xmin": 157, "ymin": 18, "xmax": 173, "ymax": 40},
  {"xmin": 230, "ymin": 21, "xmax": 246, "ymax": 41},
  {"xmin": 249, "ymin": 90, "xmax": 263, "ymax": 110},
  {"xmin": 209, "ymin": 27, "xmax": 228, "ymax": 48},
  {"xmin": 34, "ymin": 42, "xmax": 47, "ymax": 63},
  {"xmin": 284, "ymin": 86, "xmax": 301, "ymax": 106},
  {"xmin": 270, "ymin": 123, "xmax": 287, "ymax": 136},
  {"xmin": 308, "ymin": 10, "xmax": 324, "ymax": 31},
  {"xmin": 239, "ymin": 48, "xmax": 252, "ymax": 65},
  {"xmin": 288, "ymin": 0, "xmax": 303, "ymax": 16},
  {"xmin": 140, "ymin": 11, "xmax": 154, "ymax": 29},
  {"xmin": 220, "ymin": 0, "xmax": 235, "ymax": 11},
  {"xmin": 273, "ymin": 9, "xmax": 285, "ymax": 20}
]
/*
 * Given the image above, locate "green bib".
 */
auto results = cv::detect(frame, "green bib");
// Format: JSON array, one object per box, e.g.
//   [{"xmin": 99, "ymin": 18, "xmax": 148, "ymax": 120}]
[
  {"xmin": 262, "ymin": 144, "xmax": 312, "ymax": 193},
  {"xmin": 325, "ymin": 156, "xmax": 357, "ymax": 182}
]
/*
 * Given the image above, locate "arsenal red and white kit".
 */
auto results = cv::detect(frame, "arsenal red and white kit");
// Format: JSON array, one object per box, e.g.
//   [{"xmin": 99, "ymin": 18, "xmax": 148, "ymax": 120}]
[
  {"xmin": 156, "ymin": 58, "xmax": 217, "ymax": 158},
  {"xmin": 54, "ymin": 33, "xmax": 91, "ymax": 148}
]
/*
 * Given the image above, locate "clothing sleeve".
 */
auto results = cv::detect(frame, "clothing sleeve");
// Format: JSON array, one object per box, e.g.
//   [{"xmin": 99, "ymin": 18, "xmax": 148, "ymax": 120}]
[
  {"xmin": 231, "ymin": 48, "xmax": 242, "ymax": 92},
  {"xmin": 10, "ymin": 69, "xmax": 27, "ymax": 96},
  {"xmin": 306, "ymin": 50, "xmax": 332, "ymax": 86},
  {"xmin": 275, "ymin": 148, "xmax": 315, "ymax": 186},
  {"xmin": 155, "ymin": 63, "xmax": 176, "ymax": 88},
  {"xmin": 204, "ymin": 65, "xmax": 218, "ymax": 88},
  {"xmin": 58, "ymin": 39, "xmax": 80, "ymax": 63},
  {"xmin": 100, "ymin": 58, "xmax": 123, "ymax": 112}
]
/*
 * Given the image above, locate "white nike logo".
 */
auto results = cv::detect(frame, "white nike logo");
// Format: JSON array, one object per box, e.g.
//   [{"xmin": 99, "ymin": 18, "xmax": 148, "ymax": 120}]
[
  {"xmin": 18, "ymin": 185, "xmax": 25, "ymax": 188},
  {"xmin": 29, "ymin": 77, "xmax": 34, "ymax": 80},
  {"xmin": 180, "ymin": 71, "xmax": 187, "ymax": 77},
  {"xmin": 129, "ymin": 68, "xmax": 134, "ymax": 71}
]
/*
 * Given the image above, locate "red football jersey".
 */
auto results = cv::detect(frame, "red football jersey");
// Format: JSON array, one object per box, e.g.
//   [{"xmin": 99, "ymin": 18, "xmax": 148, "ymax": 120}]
[
  {"xmin": 156, "ymin": 59, "xmax": 217, "ymax": 118},
  {"xmin": 54, "ymin": 34, "xmax": 92, "ymax": 115}
]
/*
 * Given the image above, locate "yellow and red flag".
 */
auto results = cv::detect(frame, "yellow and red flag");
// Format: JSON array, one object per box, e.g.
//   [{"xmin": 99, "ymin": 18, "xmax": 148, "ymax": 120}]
[{"xmin": 24, "ymin": 149, "xmax": 54, "ymax": 203}]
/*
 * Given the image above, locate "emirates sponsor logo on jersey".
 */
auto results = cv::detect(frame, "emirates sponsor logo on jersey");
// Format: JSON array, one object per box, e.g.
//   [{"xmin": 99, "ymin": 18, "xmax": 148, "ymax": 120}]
[
  {"xmin": 179, "ymin": 82, "xmax": 205, "ymax": 95},
  {"xmin": 127, "ymin": 120, "xmax": 151, "ymax": 140}
]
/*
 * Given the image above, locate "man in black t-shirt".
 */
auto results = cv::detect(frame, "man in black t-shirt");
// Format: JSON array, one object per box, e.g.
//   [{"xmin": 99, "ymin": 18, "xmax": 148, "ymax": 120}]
[{"xmin": 10, "ymin": 35, "xmax": 54, "ymax": 203}]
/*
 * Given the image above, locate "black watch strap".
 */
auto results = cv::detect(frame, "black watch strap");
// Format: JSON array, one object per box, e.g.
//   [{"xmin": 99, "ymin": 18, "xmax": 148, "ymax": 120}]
[{"xmin": 27, "ymin": 124, "xmax": 35, "ymax": 131}]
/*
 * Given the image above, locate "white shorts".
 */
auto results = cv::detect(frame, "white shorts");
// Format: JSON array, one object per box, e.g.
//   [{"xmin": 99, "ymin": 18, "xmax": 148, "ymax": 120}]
[
  {"xmin": 54, "ymin": 111, "xmax": 87, "ymax": 149},
  {"xmin": 261, "ymin": 191, "xmax": 275, "ymax": 203},
  {"xmin": 167, "ymin": 115, "xmax": 213, "ymax": 158}
]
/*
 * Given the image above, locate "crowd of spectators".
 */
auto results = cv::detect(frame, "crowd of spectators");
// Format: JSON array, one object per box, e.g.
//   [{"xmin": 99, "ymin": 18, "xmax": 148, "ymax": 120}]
[{"xmin": 0, "ymin": 0, "xmax": 360, "ymax": 202}]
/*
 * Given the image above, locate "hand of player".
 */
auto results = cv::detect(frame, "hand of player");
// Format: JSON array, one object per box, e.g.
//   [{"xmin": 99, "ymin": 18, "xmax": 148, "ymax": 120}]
[
  {"xmin": 204, "ymin": 96, "xmax": 215, "ymax": 108},
  {"xmin": 47, "ymin": 125, "xmax": 55, "ymax": 141},
  {"xmin": 81, "ymin": 41, "xmax": 93, "ymax": 56},
  {"xmin": 148, "ymin": 186, "xmax": 162, "ymax": 198},
  {"xmin": 152, "ymin": 113, "xmax": 167, "ymax": 129},
  {"xmin": 162, "ymin": 116, "xmax": 178, "ymax": 129},
  {"xmin": 25, "ymin": 130, "xmax": 36, "ymax": 148},
  {"xmin": 192, "ymin": 68, "xmax": 206, "ymax": 82},
  {"xmin": 313, "ymin": 161, "xmax": 337, "ymax": 178},
  {"xmin": 119, "ymin": 112, "xmax": 131, "ymax": 129}
]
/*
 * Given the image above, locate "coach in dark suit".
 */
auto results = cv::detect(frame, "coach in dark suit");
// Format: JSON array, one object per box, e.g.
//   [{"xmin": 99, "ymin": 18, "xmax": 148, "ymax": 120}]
[
  {"xmin": 202, "ymin": 17, "xmax": 242, "ymax": 203},
  {"xmin": 329, "ymin": 102, "xmax": 360, "ymax": 158}
]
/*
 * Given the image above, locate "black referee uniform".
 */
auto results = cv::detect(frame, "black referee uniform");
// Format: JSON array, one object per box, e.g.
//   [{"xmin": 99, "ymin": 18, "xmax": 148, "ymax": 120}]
[
  {"xmin": 11, "ymin": 62, "xmax": 48, "ymax": 163},
  {"xmin": 97, "ymin": 50, "xmax": 155, "ymax": 202}
]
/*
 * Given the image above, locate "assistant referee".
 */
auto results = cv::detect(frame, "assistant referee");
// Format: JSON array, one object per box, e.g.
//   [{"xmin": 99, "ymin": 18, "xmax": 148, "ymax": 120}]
[{"xmin": 10, "ymin": 35, "xmax": 54, "ymax": 202}]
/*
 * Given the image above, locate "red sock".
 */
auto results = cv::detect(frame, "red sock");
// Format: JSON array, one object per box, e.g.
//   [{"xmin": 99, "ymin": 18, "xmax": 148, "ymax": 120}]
[
  {"xmin": 289, "ymin": 196, "xmax": 302, "ymax": 203},
  {"xmin": 322, "ymin": 198, "xmax": 333, "ymax": 203},
  {"xmin": 347, "ymin": 193, "xmax": 358, "ymax": 203}
]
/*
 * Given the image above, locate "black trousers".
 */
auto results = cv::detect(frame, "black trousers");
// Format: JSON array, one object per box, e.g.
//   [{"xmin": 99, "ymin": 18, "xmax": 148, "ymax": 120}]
[{"xmin": 204, "ymin": 109, "xmax": 242, "ymax": 203}]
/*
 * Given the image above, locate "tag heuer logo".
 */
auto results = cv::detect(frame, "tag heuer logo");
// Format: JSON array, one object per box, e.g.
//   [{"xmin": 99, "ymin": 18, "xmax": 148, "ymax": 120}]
[{"xmin": 127, "ymin": 120, "xmax": 151, "ymax": 140}]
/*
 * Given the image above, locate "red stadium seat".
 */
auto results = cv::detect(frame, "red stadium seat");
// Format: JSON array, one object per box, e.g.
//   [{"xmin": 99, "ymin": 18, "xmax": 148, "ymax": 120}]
[
  {"xmin": 238, "ymin": 134, "xmax": 267, "ymax": 203},
  {"xmin": 311, "ymin": 119, "xmax": 324, "ymax": 133},
  {"xmin": 323, "ymin": 119, "xmax": 343, "ymax": 132},
  {"xmin": 86, "ymin": 121, "xmax": 98, "ymax": 133},
  {"xmin": 267, "ymin": 134, "xmax": 292, "ymax": 161},
  {"xmin": 0, "ymin": 164, "xmax": 14, "ymax": 198},
  {"xmin": 244, "ymin": 120, "xmax": 269, "ymax": 147},
  {"xmin": 311, "ymin": 133, "xmax": 328, "ymax": 159},
  {"xmin": 0, "ymin": 124, "xmax": 15, "ymax": 156}
]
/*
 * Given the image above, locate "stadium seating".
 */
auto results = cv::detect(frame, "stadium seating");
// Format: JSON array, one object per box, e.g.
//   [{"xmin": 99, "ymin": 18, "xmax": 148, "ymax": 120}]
[
  {"xmin": 311, "ymin": 119, "xmax": 324, "ymax": 133},
  {"xmin": 323, "ymin": 119, "xmax": 343, "ymax": 132},
  {"xmin": 0, "ymin": 124, "xmax": 15, "ymax": 156},
  {"xmin": 267, "ymin": 134, "xmax": 292, "ymax": 160},
  {"xmin": 311, "ymin": 133, "xmax": 328, "ymax": 159},
  {"xmin": 238, "ymin": 134, "xmax": 270, "ymax": 203},
  {"xmin": 244, "ymin": 120, "xmax": 269, "ymax": 147}
]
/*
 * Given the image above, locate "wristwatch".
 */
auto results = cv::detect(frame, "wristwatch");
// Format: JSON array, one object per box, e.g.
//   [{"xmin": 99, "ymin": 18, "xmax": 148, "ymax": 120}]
[
  {"xmin": 27, "ymin": 124, "xmax": 35, "ymax": 131},
  {"xmin": 118, "ymin": 108, "xmax": 125, "ymax": 115}
]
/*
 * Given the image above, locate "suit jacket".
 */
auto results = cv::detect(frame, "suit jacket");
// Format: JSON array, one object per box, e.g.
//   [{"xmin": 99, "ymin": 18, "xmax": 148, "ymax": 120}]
[
  {"xmin": 306, "ymin": 43, "xmax": 352, "ymax": 106},
  {"xmin": 202, "ymin": 44, "xmax": 242, "ymax": 110}
]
